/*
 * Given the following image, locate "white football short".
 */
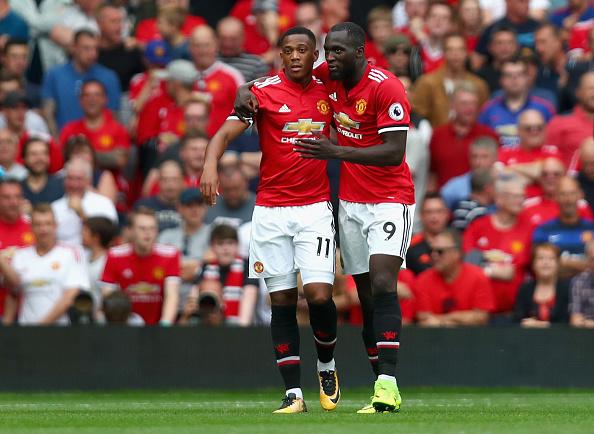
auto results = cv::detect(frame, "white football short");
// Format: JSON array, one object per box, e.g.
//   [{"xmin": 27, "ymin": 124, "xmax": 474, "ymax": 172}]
[
  {"xmin": 339, "ymin": 200, "xmax": 415, "ymax": 275},
  {"xmin": 249, "ymin": 201, "xmax": 336, "ymax": 290}
]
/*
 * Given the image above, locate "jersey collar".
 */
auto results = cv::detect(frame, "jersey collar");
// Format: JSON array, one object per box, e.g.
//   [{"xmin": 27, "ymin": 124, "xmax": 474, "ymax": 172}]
[
  {"xmin": 279, "ymin": 69, "xmax": 317, "ymax": 92},
  {"xmin": 338, "ymin": 63, "xmax": 372, "ymax": 101}
]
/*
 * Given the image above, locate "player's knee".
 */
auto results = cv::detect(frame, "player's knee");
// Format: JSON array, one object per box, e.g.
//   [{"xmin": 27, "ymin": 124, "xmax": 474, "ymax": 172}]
[
  {"xmin": 370, "ymin": 272, "xmax": 396, "ymax": 295},
  {"xmin": 305, "ymin": 290, "xmax": 332, "ymax": 305}
]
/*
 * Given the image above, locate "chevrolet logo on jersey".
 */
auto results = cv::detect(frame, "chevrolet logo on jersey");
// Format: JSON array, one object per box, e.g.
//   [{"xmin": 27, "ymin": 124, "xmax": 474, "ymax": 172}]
[
  {"xmin": 282, "ymin": 119, "xmax": 326, "ymax": 135},
  {"xmin": 334, "ymin": 112, "xmax": 360, "ymax": 130}
]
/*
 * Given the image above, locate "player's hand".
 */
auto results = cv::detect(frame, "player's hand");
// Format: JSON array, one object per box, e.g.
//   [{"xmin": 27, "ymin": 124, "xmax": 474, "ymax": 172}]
[
  {"xmin": 294, "ymin": 134, "xmax": 340, "ymax": 160},
  {"xmin": 233, "ymin": 85, "xmax": 259, "ymax": 124},
  {"xmin": 200, "ymin": 163, "xmax": 219, "ymax": 206}
]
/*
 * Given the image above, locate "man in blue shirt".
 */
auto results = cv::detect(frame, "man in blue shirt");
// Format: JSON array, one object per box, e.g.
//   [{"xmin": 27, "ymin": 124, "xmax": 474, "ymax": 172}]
[
  {"xmin": 41, "ymin": 29, "xmax": 121, "ymax": 136},
  {"xmin": 533, "ymin": 176, "xmax": 594, "ymax": 279},
  {"xmin": 0, "ymin": 0, "xmax": 29, "ymax": 42},
  {"xmin": 479, "ymin": 57, "xmax": 556, "ymax": 148}
]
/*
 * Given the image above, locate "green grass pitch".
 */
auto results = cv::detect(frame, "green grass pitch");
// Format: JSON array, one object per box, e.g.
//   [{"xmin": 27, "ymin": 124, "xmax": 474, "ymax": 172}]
[{"xmin": 1, "ymin": 388, "xmax": 593, "ymax": 434}]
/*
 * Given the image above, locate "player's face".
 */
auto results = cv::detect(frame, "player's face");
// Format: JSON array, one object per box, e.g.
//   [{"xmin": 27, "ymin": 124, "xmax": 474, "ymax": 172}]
[
  {"xmin": 0, "ymin": 183, "xmax": 22, "ymax": 222},
  {"xmin": 24, "ymin": 141, "xmax": 51, "ymax": 176},
  {"xmin": 532, "ymin": 247, "xmax": 559, "ymax": 281},
  {"xmin": 211, "ymin": 238, "xmax": 238, "ymax": 266},
  {"xmin": 280, "ymin": 34, "xmax": 318, "ymax": 83},
  {"xmin": 324, "ymin": 30, "xmax": 361, "ymax": 81},
  {"xmin": 131, "ymin": 214, "xmax": 158, "ymax": 252},
  {"xmin": 31, "ymin": 211, "xmax": 56, "ymax": 246}
]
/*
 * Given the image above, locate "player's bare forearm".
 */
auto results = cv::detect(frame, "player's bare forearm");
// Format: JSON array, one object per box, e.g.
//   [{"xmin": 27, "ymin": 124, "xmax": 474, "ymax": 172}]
[
  {"xmin": 39, "ymin": 288, "xmax": 79, "ymax": 325},
  {"xmin": 161, "ymin": 280, "xmax": 180, "ymax": 324},
  {"xmin": 506, "ymin": 161, "xmax": 542, "ymax": 181}
]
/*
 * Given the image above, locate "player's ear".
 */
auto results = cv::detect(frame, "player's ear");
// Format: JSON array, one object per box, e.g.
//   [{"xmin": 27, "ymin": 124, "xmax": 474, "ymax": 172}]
[
  {"xmin": 313, "ymin": 49, "xmax": 319, "ymax": 62},
  {"xmin": 355, "ymin": 46, "xmax": 365, "ymax": 59}
]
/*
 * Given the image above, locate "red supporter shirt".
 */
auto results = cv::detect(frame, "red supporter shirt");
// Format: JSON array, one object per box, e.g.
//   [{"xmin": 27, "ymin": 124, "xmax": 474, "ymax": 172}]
[
  {"xmin": 230, "ymin": 0, "xmax": 296, "ymax": 55},
  {"xmin": 60, "ymin": 110, "xmax": 130, "ymax": 153},
  {"xmin": 463, "ymin": 215, "xmax": 532, "ymax": 313},
  {"xmin": 545, "ymin": 106, "xmax": 594, "ymax": 168},
  {"xmin": 139, "ymin": 93, "xmax": 186, "ymax": 143},
  {"xmin": 134, "ymin": 15, "xmax": 207, "ymax": 43},
  {"xmin": 315, "ymin": 62, "xmax": 415, "ymax": 204},
  {"xmin": 364, "ymin": 41, "xmax": 389, "ymax": 69},
  {"xmin": 415, "ymin": 262, "xmax": 495, "ymax": 314},
  {"xmin": 498, "ymin": 145, "xmax": 560, "ymax": 198},
  {"xmin": 430, "ymin": 122, "xmax": 499, "ymax": 188},
  {"xmin": 237, "ymin": 70, "xmax": 331, "ymax": 206},
  {"xmin": 520, "ymin": 196, "xmax": 594, "ymax": 228},
  {"xmin": 0, "ymin": 216, "xmax": 33, "ymax": 316},
  {"xmin": 101, "ymin": 243, "xmax": 181, "ymax": 325},
  {"xmin": 16, "ymin": 132, "xmax": 62, "ymax": 174},
  {"xmin": 129, "ymin": 73, "xmax": 169, "ymax": 144}
]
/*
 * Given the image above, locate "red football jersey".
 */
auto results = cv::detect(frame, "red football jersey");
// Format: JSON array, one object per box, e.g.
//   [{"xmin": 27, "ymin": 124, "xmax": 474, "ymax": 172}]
[
  {"xmin": 134, "ymin": 15, "xmax": 207, "ymax": 43},
  {"xmin": 194, "ymin": 61, "xmax": 244, "ymax": 137},
  {"xmin": 463, "ymin": 215, "xmax": 532, "ymax": 313},
  {"xmin": 101, "ymin": 243, "xmax": 181, "ymax": 325},
  {"xmin": 236, "ymin": 71, "xmax": 331, "ymax": 206},
  {"xmin": 498, "ymin": 145, "xmax": 559, "ymax": 198},
  {"xmin": 315, "ymin": 63, "xmax": 414, "ymax": 204},
  {"xmin": 0, "ymin": 216, "xmax": 33, "ymax": 316},
  {"xmin": 415, "ymin": 263, "xmax": 495, "ymax": 314},
  {"xmin": 520, "ymin": 196, "xmax": 594, "ymax": 228},
  {"xmin": 60, "ymin": 110, "xmax": 130, "ymax": 153}
]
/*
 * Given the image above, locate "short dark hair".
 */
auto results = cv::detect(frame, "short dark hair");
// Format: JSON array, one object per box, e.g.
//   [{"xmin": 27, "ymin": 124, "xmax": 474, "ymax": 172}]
[
  {"xmin": 81, "ymin": 79, "xmax": 106, "ymax": 95},
  {"xmin": 0, "ymin": 177, "xmax": 22, "ymax": 190},
  {"xmin": 128, "ymin": 206, "xmax": 157, "ymax": 227},
  {"xmin": 84, "ymin": 217, "xmax": 119, "ymax": 249},
  {"xmin": 210, "ymin": 224, "xmax": 238, "ymax": 244},
  {"xmin": 63, "ymin": 135, "xmax": 96, "ymax": 165},
  {"xmin": 490, "ymin": 24, "xmax": 518, "ymax": 42},
  {"xmin": 31, "ymin": 202, "xmax": 54, "ymax": 216},
  {"xmin": 181, "ymin": 129, "xmax": 209, "ymax": 148},
  {"xmin": 102, "ymin": 291, "xmax": 132, "ymax": 324},
  {"xmin": 422, "ymin": 192, "xmax": 447, "ymax": 209},
  {"xmin": 278, "ymin": 26, "xmax": 317, "ymax": 48},
  {"xmin": 470, "ymin": 169, "xmax": 493, "ymax": 193},
  {"xmin": 500, "ymin": 55, "xmax": 527, "ymax": 71},
  {"xmin": 536, "ymin": 22, "xmax": 560, "ymax": 38},
  {"xmin": 3, "ymin": 38, "xmax": 28, "ymax": 55},
  {"xmin": 73, "ymin": 28, "xmax": 98, "ymax": 44},
  {"xmin": 439, "ymin": 228, "xmax": 462, "ymax": 250},
  {"xmin": 329, "ymin": 22, "xmax": 366, "ymax": 49},
  {"xmin": 21, "ymin": 136, "xmax": 50, "ymax": 160}
]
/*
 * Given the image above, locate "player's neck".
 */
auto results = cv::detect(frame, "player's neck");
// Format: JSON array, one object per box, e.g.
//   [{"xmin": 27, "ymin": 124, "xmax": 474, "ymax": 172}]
[
  {"xmin": 286, "ymin": 73, "xmax": 312, "ymax": 88},
  {"xmin": 343, "ymin": 60, "xmax": 368, "ymax": 91}
]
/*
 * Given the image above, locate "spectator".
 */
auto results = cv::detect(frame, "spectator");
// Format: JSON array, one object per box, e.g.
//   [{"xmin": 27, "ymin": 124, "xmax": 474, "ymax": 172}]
[
  {"xmin": 295, "ymin": 1, "xmax": 326, "ymax": 68},
  {"xmin": 513, "ymin": 243, "xmax": 570, "ymax": 326},
  {"xmin": 0, "ymin": 203, "xmax": 89, "ymax": 325},
  {"xmin": 577, "ymin": 138, "xmax": 594, "ymax": 213},
  {"xmin": 451, "ymin": 168, "xmax": 495, "ymax": 232},
  {"xmin": 456, "ymin": 0, "xmax": 484, "ymax": 53},
  {"xmin": 569, "ymin": 239, "xmax": 594, "ymax": 328},
  {"xmin": 441, "ymin": 136, "xmax": 499, "ymax": 210},
  {"xmin": 205, "ymin": 164, "xmax": 256, "ymax": 228},
  {"xmin": 406, "ymin": 193, "xmax": 450, "ymax": 275},
  {"xmin": 189, "ymin": 25, "xmax": 244, "ymax": 137},
  {"xmin": 0, "ymin": 127, "xmax": 26, "ymax": 181},
  {"xmin": 521, "ymin": 157, "xmax": 593, "ymax": 228},
  {"xmin": 533, "ymin": 176, "xmax": 594, "ymax": 278},
  {"xmin": 60, "ymin": 80, "xmax": 130, "ymax": 176},
  {"xmin": 157, "ymin": 5, "xmax": 190, "ymax": 60},
  {"xmin": 550, "ymin": 0, "xmax": 594, "ymax": 54},
  {"xmin": 51, "ymin": 158, "xmax": 117, "ymax": 245},
  {"xmin": 62, "ymin": 135, "xmax": 118, "ymax": 204},
  {"xmin": 0, "ymin": 76, "xmax": 48, "ymax": 136},
  {"xmin": 1, "ymin": 38, "xmax": 40, "ymax": 107},
  {"xmin": 364, "ymin": 6, "xmax": 392, "ymax": 69},
  {"xmin": 216, "ymin": 17, "xmax": 270, "ymax": 83},
  {"xmin": 134, "ymin": 160, "xmax": 184, "ymax": 232},
  {"xmin": 429, "ymin": 82, "xmax": 498, "ymax": 190},
  {"xmin": 474, "ymin": 0, "xmax": 540, "ymax": 68},
  {"xmin": 50, "ymin": 0, "xmax": 102, "ymax": 49},
  {"xmin": 383, "ymin": 34, "xmax": 422, "ymax": 82},
  {"xmin": 413, "ymin": 33, "xmax": 489, "ymax": 128},
  {"xmin": 0, "ymin": 0, "xmax": 29, "ymax": 43},
  {"xmin": 81, "ymin": 216, "xmax": 118, "ymax": 312},
  {"xmin": 134, "ymin": 0, "xmax": 206, "ymax": 44},
  {"xmin": 417, "ymin": 2, "xmax": 454, "ymax": 73},
  {"xmin": 510, "ymin": 48, "xmax": 559, "ymax": 109},
  {"xmin": 463, "ymin": 175, "xmax": 532, "ymax": 316},
  {"xmin": 546, "ymin": 72, "xmax": 594, "ymax": 169},
  {"xmin": 185, "ymin": 224, "xmax": 258, "ymax": 326},
  {"xmin": 533, "ymin": 23, "xmax": 567, "ymax": 99},
  {"xmin": 474, "ymin": 25, "xmax": 519, "ymax": 93},
  {"xmin": 102, "ymin": 290, "xmax": 144, "ymax": 326},
  {"xmin": 41, "ymin": 29, "xmax": 121, "ymax": 136},
  {"xmin": 0, "ymin": 178, "xmax": 33, "ymax": 324},
  {"xmin": 320, "ymin": 0, "xmax": 349, "ymax": 31},
  {"xmin": 416, "ymin": 228, "xmax": 494, "ymax": 326},
  {"xmin": 159, "ymin": 188, "xmax": 210, "ymax": 314},
  {"xmin": 97, "ymin": 3, "xmax": 144, "ymax": 93},
  {"xmin": 100, "ymin": 207, "xmax": 181, "ymax": 326},
  {"xmin": 21, "ymin": 136, "xmax": 64, "ymax": 206},
  {"xmin": 497, "ymin": 109, "xmax": 560, "ymax": 198},
  {"xmin": 564, "ymin": 26, "xmax": 594, "ymax": 110},
  {"xmin": 479, "ymin": 57, "xmax": 556, "ymax": 148}
]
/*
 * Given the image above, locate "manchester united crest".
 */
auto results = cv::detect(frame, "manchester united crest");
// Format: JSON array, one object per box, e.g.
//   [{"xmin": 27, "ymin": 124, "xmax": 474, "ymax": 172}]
[
  {"xmin": 254, "ymin": 261, "xmax": 264, "ymax": 273},
  {"xmin": 355, "ymin": 98, "xmax": 367, "ymax": 115},
  {"xmin": 317, "ymin": 99, "xmax": 330, "ymax": 115}
]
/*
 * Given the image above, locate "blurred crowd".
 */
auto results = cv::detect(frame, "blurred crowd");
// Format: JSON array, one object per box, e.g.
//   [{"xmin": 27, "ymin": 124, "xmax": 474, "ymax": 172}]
[{"xmin": 1, "ymin": 0, "xmax": 594, "ymax": 328}]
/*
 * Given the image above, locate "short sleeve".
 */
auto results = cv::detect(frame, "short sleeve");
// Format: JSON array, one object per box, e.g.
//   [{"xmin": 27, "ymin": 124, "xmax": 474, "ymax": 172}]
[
  {"xmin": 41, "ymin": 69, "xmax": 57, "ymax": 103},
  {"xmin": 472, "ymin": 268, "xmax": 495, "ymax": 312},
  {"xmin": 100, "ymin": 253, "xmax": 117, "ymax": 284},
  {"xmin": 165, "ymin": 250, "xmax": 181, "ymax": 278},
  {"xmin": 375, "ymin": 78, "xmax": 411, "ymax": 135},
  {"xmin": 64, "ymin": 247, "xmax": 90, "ymax": 291}
]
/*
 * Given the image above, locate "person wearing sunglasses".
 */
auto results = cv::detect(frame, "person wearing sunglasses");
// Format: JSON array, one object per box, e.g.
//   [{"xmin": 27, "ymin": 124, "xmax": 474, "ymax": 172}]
[{"xmin": 416, "ymin": 228, "xmax": 494, "ymax": 326}]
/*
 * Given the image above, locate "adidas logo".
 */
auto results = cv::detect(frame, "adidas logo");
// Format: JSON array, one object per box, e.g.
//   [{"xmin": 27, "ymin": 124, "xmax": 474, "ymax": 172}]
[
  {"xmin": 329, "ymin": 92, "xmax": 337, "ymax": 101},
  {"xmin": 279, "ymin": 104, "xmax": 291, "ymax": 113}
]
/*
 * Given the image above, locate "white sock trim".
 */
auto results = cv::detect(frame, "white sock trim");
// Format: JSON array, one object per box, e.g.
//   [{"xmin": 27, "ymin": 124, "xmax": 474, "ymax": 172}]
[
  {"xmin": 317, "ymin": 359, "xmax": 336, "ymax": 372},
  {"xmin": 378, "ymin": 374, "xmax": 397, "ymax": 385},
  {"xmin": 286, "ymin": 387, "xmax": 303, "ymax": 399}
]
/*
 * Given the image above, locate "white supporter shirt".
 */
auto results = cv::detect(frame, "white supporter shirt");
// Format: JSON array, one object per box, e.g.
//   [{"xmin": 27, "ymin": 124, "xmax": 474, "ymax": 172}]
[
  {"xmin": 12, "ymin": 244, "xmax": 90, "ymax": 325},
  {"xmin": 52, "ymin": 191, "xmax": 118, "ymax": 245}
]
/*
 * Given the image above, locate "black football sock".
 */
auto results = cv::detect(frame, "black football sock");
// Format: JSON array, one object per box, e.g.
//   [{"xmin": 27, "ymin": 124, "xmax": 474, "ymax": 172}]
[
  {"xmin": 373, "ymin": 291, "xmax": 402, "ymax": 378},
  {"xmin": 307, "ymin": 299, "xmax": 338, "ymax": 365},
  {"xmin": 271, "ymin": 304, "xmax": 301, "ymax": 391},
  {"xmin": 360, "ymin": 298, "xmax": 379, "ymax": 377}
]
